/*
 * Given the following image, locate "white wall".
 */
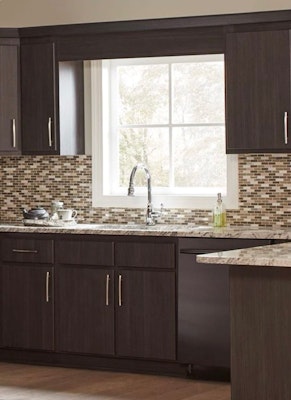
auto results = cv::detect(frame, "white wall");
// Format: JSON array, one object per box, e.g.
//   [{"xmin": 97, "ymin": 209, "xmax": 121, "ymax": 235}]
[{"xmin": 0, "ymin": 0, "xmax": 290, "ymax": 28}]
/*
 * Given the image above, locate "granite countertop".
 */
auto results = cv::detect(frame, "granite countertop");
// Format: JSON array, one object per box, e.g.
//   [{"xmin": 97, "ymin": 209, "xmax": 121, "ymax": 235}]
[
  {"xmin": 197, "ymin": 242, "xmax": 291, "ymax": 268},
  {"xmin": 0, "ymin": 222, "xmax": 291, "ymax": 239}
]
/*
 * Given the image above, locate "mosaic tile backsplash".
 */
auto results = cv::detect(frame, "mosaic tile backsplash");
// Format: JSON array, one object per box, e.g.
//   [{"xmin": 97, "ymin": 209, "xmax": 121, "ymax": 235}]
[{"xmin": 0, "ymin": 154, "xmax": 291, "ymax": 227}]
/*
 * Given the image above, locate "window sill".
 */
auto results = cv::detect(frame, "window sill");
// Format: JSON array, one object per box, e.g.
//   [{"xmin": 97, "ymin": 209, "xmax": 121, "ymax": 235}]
[{"xmin": 93, "ymin": 193, "xmax": 238, "ymax": 210}]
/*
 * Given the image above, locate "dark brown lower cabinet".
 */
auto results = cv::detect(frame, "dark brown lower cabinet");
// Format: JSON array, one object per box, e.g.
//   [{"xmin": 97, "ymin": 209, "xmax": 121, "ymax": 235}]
[
  {"xmin": 56, "ymin": 266, "xmax": 176, "ymax": 361},
  {"xmin": 0, "ymin": 235, "xmax": 177, "ymax": 368},
  {"xmin": 116, "ymin": 269, "xmax": 176, "ymax": 361},
  {"xmin": 55, "ymin": 266, "xmax": 114, "ymax": 355},
  {"xmin": 1, "ymin": 265, "xmax": 54, "ymax": 350},
  {"xmin": 54, "ymin": 237, "xmax": 176, "ymax": 361},
  {"xmin": 230, "ymin": 266, "xmax": 291, "ymax": 400}
]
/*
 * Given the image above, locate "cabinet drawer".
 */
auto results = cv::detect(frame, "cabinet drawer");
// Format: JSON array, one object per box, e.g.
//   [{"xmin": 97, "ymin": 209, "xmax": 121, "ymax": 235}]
[
  {"xmin": 115, "ymin": 242, "xmax": 175, "ymax": 269},
  {"xmin": 55, "ymin": 240, "xmax": 114, "ymax": 266},
  {"xmin": 1, "ymin": 238, "xmax": 54, "ymax": 264}
]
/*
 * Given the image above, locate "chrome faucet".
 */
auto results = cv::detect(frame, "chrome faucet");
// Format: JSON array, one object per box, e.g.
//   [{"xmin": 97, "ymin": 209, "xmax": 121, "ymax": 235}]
[{"xmin": 128, "ymin": 163, "xmax": 162, "ymax": 225}]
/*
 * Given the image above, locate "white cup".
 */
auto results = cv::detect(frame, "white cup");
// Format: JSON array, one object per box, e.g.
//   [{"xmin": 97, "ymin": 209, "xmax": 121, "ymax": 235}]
[{"xmin": 57, "ymin": 209, "xmax": 77, "ymax": 221}]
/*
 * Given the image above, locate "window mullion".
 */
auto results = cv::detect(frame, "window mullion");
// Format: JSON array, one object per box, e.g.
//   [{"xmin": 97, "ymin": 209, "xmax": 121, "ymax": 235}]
[
  {"xmin": 110, "ymin": 62, "xmax": 120, "ymax": 192},
  {"xmin": 169, "ymin": 62, "xmax": 174, "ymax": 189}
]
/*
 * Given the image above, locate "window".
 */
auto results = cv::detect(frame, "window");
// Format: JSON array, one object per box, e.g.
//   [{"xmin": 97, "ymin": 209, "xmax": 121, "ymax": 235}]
[{"xmin": 91, "ymin": 55, "xmax": 238, "ymax": 209}]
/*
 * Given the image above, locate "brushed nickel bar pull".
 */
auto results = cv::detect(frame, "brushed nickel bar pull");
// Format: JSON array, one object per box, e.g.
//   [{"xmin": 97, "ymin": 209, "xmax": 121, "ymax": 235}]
[
  {"xmin": 105, "ymin": 274, "xmax": 110, "ymax": 306},
  {"xmin": 48, "ymin": 117, "xmax": 53, "ymax": 147},
  {"xmin": 284, "ymin": 111, "xmax": 288, "ymax": 144},
  {"xmin": 12, "ymin": 118, "xmax": 16, "ymax": 148},
  {"xmin": 12, "ymin": 249, "xmax": 38, "ymax": 254},
  {"xmin": 46, "ymin": 271, "xmax": 50, "ymax": 303},
  {"xmin": 118, "ymin": 274, "xmax": 122, "ymax": 307}
]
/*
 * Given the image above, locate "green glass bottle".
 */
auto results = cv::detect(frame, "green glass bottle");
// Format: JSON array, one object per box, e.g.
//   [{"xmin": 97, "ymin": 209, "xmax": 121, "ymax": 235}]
[{"xmin": 213, "ymin": 193, "xmax": 227, "ymax": 227}]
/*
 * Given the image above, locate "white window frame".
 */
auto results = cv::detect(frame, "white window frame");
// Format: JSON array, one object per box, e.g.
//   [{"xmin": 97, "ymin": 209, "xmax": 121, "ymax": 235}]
[{"xmin": 91, "ymin": 57, "xmax": 238, "ymax": 210}]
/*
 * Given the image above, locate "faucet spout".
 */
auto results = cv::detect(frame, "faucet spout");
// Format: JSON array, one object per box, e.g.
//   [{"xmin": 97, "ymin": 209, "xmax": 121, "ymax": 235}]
[{"xmin": 127, "ymin": 163, "xmax": 155, "ymax": 225}]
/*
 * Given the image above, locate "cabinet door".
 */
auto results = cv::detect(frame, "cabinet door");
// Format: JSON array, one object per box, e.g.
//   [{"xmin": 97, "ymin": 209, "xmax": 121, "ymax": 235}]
[
  {"xmin": 21, "ymin": 42, "xmax": 58, "ymax": 154},
  {"xmin": 226, "ymin": 30, "xmax": 291, "ymax": 153},
  {"xmin": 56, "ymin": 266, "xmax": 114, "ymax": 355},
  {"xmin": 0, "ymin": 44, "xmax": 21, "ymax": 153},
  {"xmin": 1, "ymin": 265, "xmax": 54, "ymax": 350},
  {"xmin": 116, "ymin": 270, "xmax": 176, "ymax": 360}
]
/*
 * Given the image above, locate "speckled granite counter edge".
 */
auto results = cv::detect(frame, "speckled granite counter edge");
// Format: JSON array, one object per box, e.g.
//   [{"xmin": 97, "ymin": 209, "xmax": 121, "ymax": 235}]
[
  {"xmin": 0, "ymin": 223, "xmax": 291, "ymax": 239},
  {"xmin": 197, "ymin": 242, "xmax": 291, "ymax": 268}
]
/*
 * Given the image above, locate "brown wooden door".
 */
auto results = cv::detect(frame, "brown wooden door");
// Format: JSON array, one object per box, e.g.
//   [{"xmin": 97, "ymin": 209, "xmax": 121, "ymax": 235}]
[
  {"xmin": 55, "ymin": 266, "xmax": 115, "ymax": 355},
  {"xmin": 226, "ymin": 30, "xmax": 291, "ymax": 153},
  {"xmin": 1, "ymin": 265, "xmax": 54, "ymax": 350},
  {"xmin": 21, "ymin": 42, "xmax": 58, "ymax": 154},
  {"xmin": 0, "ymin": 44, "xmax": 21, "ymax": 153},
  {"xmin": 116, "ymin": 270, "xmax": 176, "ymax": 360}
]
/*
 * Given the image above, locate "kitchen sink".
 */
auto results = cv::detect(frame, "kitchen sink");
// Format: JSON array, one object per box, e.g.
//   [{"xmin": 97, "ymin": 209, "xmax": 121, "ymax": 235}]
[
  {"xmin": 76, "ymin": 223, "xmax": 213, "ymax": 231},
  {"xmin": 77, "ymin": 223, "xmax": 179, "ymax": 230}
]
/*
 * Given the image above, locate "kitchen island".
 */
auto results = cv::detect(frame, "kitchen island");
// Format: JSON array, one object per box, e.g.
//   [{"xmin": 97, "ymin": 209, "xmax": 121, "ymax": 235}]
[{"xmin": 197, "ymin": 242, "xmax": 291, "ymax": 400}]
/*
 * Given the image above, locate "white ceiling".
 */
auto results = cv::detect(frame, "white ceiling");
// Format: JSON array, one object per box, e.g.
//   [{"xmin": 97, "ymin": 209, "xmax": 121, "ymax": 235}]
[{"xmin": 0, "ymin": 0, "xmax": 290, "ymax": 28}]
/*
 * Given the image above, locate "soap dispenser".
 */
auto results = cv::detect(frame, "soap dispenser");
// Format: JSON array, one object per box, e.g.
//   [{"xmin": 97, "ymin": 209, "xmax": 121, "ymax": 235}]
[{"xmin": 213, "ymin": 193, "xmax": 227, "ymax": 227}]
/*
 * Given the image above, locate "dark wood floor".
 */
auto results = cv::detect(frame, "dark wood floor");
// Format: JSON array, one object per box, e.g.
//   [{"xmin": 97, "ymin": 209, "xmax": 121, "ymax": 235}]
[{"xmin": 0, "ymin": 362, "xmax": 231, "ymax": 399}]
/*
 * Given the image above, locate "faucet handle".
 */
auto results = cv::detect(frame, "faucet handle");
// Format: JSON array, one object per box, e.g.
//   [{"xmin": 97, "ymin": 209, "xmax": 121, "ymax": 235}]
[
  {"xmin": 156, "ymin": 203, "xmax": 165, "ymax": 215},
  {"xmin": 151, "ymin": 203, "xmax": 165, "ymax": 223}
]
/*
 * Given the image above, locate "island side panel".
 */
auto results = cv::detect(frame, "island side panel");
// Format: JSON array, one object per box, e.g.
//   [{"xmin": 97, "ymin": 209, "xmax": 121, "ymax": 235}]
[{"xmin": 230, "ymin": 266, "xmax": 291, "ymax": 400}]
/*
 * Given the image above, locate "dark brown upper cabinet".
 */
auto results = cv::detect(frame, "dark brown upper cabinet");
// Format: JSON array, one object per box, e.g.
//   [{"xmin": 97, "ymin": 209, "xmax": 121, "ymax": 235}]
[
  {"xmin": 17, "ymin": 12, "xmax": 291, "ymax": 156},
  {"xmin": 20, "ymin": 41, "xmax": 84, "ymax": 155},
  {"xmin": 21, "ymin": 41, "xmax": 57, "ymax": 155},
  {"xmin": 0, "ymin": 39, "xmax": 21, "ymax": 154},
  {"xmin": 226, "ymin": 29, "xmax": 291, "ymax": 153}
]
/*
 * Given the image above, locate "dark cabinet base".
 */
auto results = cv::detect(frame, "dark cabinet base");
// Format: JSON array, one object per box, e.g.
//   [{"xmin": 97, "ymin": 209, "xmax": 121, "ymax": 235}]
[
  {"xmin": 0, "ymin": 348, "xmax": 230, "ymax": 381},
  {"xmin": 230, "ymin": 266, "xmax": 291, "ymax": 400}
]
